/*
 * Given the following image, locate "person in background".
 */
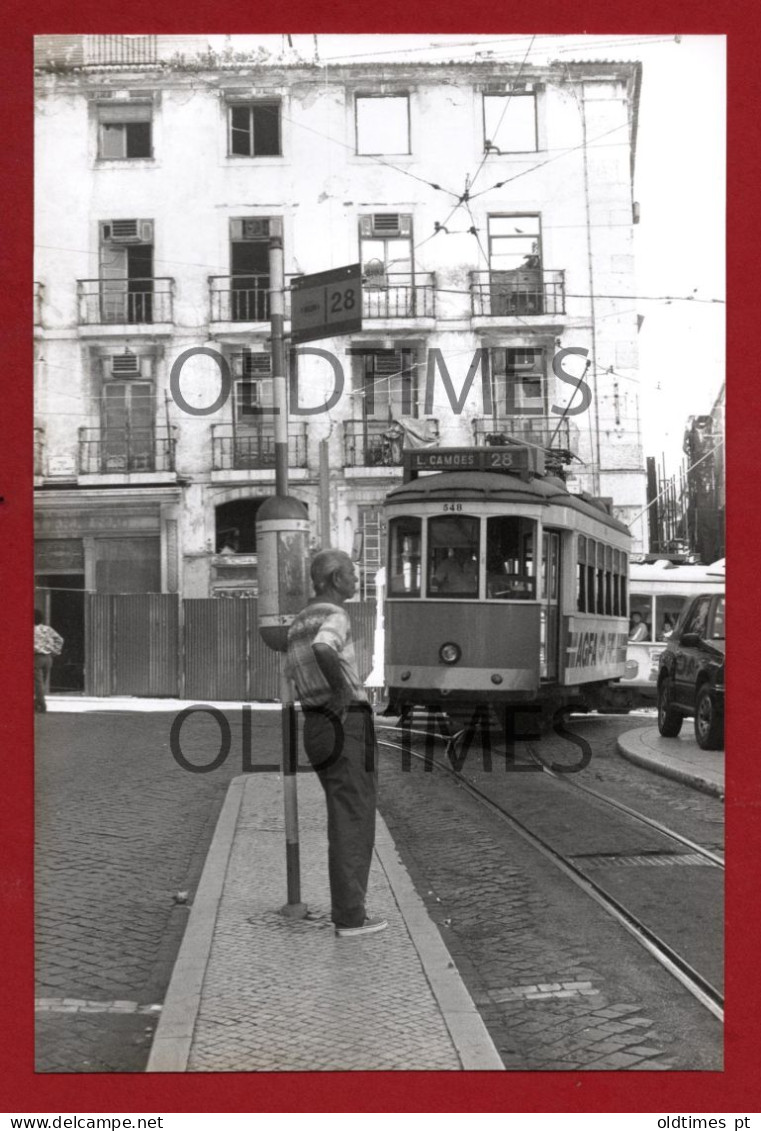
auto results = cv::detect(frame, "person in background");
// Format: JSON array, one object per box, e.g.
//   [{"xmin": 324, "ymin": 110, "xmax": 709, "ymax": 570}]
[
  {"xmin": 34, "ymin": 608, "xmax": 64, "ymax": 713},
  {"xmin": 659, "ymin": 614, "xmax": 676, "ymax": 641},
  {"xmin": 286, "ymin": 549, "xmax": 386, "ymax": 939},
  {"xmin": 628, "ymin": 611, "xmax": 649, "ymax": 642}
]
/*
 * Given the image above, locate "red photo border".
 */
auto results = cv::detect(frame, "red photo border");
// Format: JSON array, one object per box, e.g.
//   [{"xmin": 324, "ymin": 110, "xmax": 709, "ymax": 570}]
[{"xmin": 3, "ymin": 2, "xmax": 757, "ymax": 1114}]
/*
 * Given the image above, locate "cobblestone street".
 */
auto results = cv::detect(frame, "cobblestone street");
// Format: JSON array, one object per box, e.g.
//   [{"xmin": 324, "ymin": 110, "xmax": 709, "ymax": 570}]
[
  {"xmin": 376, "ymin": 714, "xmax": 723, "ymax": 1071},
  {"xmin": 35, "ymin": 709, "xmax": 723, "ymax": 1073},
  {"xmin": 35, "ymin": 708, "xmax": 262, "ymax": 1072}
]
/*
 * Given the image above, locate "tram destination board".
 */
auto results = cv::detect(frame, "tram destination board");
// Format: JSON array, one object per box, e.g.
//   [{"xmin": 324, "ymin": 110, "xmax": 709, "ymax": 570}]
[
  {"xmin": 404, "ymin": 446, "xmax": 540, "ymax": 480},
  {"xmin": 290, "ymin": 263, "xmax": 362, "ymax": 344}
]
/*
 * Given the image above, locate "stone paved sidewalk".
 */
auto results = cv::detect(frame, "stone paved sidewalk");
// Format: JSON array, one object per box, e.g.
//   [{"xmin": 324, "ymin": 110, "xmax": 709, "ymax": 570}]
[
  {"xmin": 148, "ymin": 773, "xmax": 503, "ymax": 1073},
  {"xmin": 617, "ymin": 727, "xmax": 724, "ymax": 798}
]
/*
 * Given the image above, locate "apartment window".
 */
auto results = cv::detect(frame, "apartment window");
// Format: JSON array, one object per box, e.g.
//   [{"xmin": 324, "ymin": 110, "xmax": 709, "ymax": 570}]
[
  {"xmin": 356, "ymin": 95, "xmax": 410, "ymax": 155},
  {"xmin": 353, "ymin": 348, "xmax": 418, "ymax": 421},
  {"xmin": 232, "ymin": 352, "xmax": 274, "ymax": 422},
  {"xmin": 229, "ymin": 218, "xmax": 277, "ymax": 322},
  {"xmin": 228, "ymin": 102, "xmax": 281, "ymax": 157},
  {"xmin": 359, "ymin": 214, "xmax": 413, "ymax": 282},
  {"xmin": 483, "ymin": 92, "xmax": 537, "ymax": 153},
  {"xmin": 98, "ymin": 220, "xmax": 155, "ymax": 324},
  {"xmin": 490, "ymin": 348, "xmax": 546, "ymax": 415},
  {"xmin": 97, "ymin": 103, "xmax": 152, "ymax": 159},
  {"xmin": 101, "ymin": 380, "xmax": 154, "ymax": 472}
]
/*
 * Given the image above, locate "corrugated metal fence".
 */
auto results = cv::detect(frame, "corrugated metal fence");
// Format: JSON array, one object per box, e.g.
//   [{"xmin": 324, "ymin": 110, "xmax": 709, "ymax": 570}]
[{"xmin": 83, "ymin": 595, "xmax": 377, "ymax": 701}]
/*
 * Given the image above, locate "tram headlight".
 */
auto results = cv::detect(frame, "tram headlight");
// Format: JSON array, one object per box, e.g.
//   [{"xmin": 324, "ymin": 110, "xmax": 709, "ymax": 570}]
[{"xmin": 439, "ymin": 642, "xmax": 461, "ymax": 665}]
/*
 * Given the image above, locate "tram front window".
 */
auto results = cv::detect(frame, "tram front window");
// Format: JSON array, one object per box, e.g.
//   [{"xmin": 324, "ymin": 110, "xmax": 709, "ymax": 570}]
[
  {"xmin": 388, "ymin": 516, "xmax": 422, "ymax": 597},
  {"xmin": 486, "ymin": 516, "xmax": 536, "ymax": 599},
  {"xmin": 428, "ymin": 515, "xmax": 480, "ymax": 597}
]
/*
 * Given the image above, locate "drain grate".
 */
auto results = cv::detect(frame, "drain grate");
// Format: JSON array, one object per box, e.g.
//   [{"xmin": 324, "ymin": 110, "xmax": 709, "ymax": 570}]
[{"xmin": 571, "ymin": 852, "xmax": 718, "ymax": 868}]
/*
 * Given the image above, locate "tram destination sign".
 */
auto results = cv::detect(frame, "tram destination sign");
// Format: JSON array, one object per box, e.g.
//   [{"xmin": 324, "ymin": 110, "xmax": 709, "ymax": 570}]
[
  {"xmin": 405, "ymin": 446, "xmax": 539, "ymax": 479},
  {"xmin": 290, "ymin": 264, "xmax": 362, "ymax": 344}
]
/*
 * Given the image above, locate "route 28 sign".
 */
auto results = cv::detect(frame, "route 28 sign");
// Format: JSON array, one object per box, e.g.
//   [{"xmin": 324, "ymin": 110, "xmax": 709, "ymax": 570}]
[{"xmin": 290, "ymin": 264, "xmax": 362, "ymax": 344}]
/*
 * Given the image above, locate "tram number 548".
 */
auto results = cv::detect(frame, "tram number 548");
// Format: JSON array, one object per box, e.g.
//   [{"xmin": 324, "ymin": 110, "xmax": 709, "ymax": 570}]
[{"xmin": 443, "ymin": 503, "xmax": 462, "ymax": 512}]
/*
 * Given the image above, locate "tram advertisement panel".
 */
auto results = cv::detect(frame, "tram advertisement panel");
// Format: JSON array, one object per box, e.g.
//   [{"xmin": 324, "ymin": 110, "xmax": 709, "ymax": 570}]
[{"xmin": 562, "ymin": 616, "xmax": 628, "ymax": 684}]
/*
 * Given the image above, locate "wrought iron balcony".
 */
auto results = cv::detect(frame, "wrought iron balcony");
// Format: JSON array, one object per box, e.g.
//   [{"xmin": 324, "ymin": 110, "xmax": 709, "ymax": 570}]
[
  {"xmin": 78, "ymin": 425, "xmax": 176, "ymax": 474},
  {"xmin": 34, "ymin": 427, "xmax": 45, "ymax": 477},
  {"xmin": 34, "ymin": 282, "xmax": 43, "ymax": 327},
  {"xmin": 209, "ymin": 275, "xmax": 275, "ymax": 323},
  {"xmin": 211, "ymin": 423, "xmax": 307, "ymax": 471},
  {"xmin": 473, "ymin": 415, "xmax": 579, "ymax": 458},
  {"xmin": 77, "ymin": 278, "xmax": 174, "ymax": 325},
  {"xmin": 343, "ymin": 418, "xmax": 439, "ymax": 468},
  {"xmin": 362, "ymin": 273, "xmax": 436, "ymax": 319},
  {"xmin": 470, "ymin": 269, "xmax": 565, "ymax": 317}
]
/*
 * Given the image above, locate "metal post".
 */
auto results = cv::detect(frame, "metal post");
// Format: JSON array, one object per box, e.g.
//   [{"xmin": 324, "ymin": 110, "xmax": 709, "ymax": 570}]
[{"xmin": 270, "ymin": 234, "xmax": 307, "ymax": 918}]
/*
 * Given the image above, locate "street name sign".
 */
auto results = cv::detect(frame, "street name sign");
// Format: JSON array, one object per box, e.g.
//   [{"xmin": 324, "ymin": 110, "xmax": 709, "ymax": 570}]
[{"xmin": 290, "ymin": 263, "xmax": 362, "ymax": 344}]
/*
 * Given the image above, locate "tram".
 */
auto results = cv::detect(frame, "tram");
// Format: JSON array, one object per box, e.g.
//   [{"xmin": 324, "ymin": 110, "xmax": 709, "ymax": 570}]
[
  {"xmin": 383, "ymin": 444, "xmax": 631, "ymax": 724},
  {"xmin": 617, "ymin": 558, "xmax": 725, "ymax": 708}
]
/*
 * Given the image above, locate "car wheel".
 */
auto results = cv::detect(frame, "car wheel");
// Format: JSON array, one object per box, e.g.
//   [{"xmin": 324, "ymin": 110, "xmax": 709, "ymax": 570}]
[
  {"xmin": 657, "ymin": 679, "xmax": 683, "ymax": 737},
  {"xmin": 694, "ymin": 685, "xmax": 724, "ymax": 750}
]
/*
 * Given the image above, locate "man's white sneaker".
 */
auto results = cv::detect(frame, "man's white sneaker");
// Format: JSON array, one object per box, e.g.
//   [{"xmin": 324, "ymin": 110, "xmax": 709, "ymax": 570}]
[{"xmin": 335, "ymin": 916, "xmax": 388, "ymax": 938}]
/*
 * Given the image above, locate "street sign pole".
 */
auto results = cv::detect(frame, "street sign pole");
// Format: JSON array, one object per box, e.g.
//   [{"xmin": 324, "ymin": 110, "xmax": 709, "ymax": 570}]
[{"xmin": 269, "ymin": 233, "xmax": 307, "ymax": 918}]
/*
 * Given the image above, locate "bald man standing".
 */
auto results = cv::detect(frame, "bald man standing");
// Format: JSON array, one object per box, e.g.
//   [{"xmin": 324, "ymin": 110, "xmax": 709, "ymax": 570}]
[{"xmin": 286, "ymin": 549, "xmax": 387, "ymax": 938}]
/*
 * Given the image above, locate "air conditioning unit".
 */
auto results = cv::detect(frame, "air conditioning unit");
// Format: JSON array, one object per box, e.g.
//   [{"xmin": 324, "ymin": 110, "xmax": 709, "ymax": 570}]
[
  {"xmin": 360, "ymin": 214, "xmax": 412, "ymax": 238},
  {"xmin": 101, "ymin": 219, "xmax": 154, "ymax": 244},
  {"xmin": 231, "ymin": 218, "xmax": 271, "ymax": 241},
  {"xmin": 232, "ymin": 351, "xmax": 271, "ymax": 378},
  {"xmin": 104, "ymin": 354, "xmax": 153, "ymax": 379}
]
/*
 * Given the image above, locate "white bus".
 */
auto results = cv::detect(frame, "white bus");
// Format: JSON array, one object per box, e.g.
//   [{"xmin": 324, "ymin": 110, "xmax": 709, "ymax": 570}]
[{"xmin": 616, "ymin": 559, "xmax": 725, "ymax": 708}]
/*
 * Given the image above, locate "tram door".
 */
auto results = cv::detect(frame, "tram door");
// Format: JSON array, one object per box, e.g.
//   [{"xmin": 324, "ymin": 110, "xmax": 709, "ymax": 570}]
[{"xmin": 541, "ymin": 530, "xmax": 561, "ymax": 679}]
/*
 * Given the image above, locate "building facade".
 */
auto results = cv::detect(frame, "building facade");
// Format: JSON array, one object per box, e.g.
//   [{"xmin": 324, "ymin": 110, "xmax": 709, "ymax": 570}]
[{"xmin": 34, "ymin": 35, "xmax": 647, "ymax": 684}]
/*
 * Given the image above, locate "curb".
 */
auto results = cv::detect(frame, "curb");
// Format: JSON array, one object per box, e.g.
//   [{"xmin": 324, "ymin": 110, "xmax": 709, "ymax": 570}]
[
  {"xmin": 147, "ymin": 774, "xmax": 504, "ymax": 1073},
  {"xmin": 616, "ymin": 735, "xmax": 724, "ymax": 800},
  {"xmin": 374, "ymin": 819, "xmax": 504, "ymax": 1071},
  {"xmin": 146, "ymin": 776, "xmax": 246, "ymax": 1072}
]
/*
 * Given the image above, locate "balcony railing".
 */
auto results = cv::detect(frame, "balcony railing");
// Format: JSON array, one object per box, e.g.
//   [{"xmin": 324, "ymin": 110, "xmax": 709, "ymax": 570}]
[
  {"xmin": 211, "ymin": 423, "xmax": 307, "ymax": 471},
  {"xmin": 209, "ymin": 275, "xmax": 274, "ymax": 323},
  {"xmin": 34, "ymin": 428, "xmax": 45, "ymax": 476},
  {"xmin": 78, "ymin": 426, "xmax": 176, "ymax": 474},
  {"xmin": 34, "ymin": 282, "xmax": 44, "ymax": 327},
  {"xmin": 473, "ymin": 415, "xmax": 579, "ymax": 458},
  {"xmin": 77, "ymin": 279, "xmax": 174, "ymax": 325},
  {"xmin": 363, "ymin": 273, "xmax": 436, "ymax": 319},
  {"xmin": 84, "ymin": 35, "xmax": 158, "ymax": 66},
  {"xmin": 470, "ymin": 269, "xmax": 565, "ymax": 317},
  {"xmin": 343, "ymin": 418, "xmax": 439, "ymax": 468}
]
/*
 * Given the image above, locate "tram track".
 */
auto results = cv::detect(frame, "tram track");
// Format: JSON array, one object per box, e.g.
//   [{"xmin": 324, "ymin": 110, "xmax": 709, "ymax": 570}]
[{"xmin": 375, "ymin": 720, "xmax": 724, "ymax": 1024}]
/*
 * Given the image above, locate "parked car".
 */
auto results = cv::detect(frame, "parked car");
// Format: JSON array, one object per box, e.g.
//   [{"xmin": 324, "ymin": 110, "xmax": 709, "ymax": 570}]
[{"xmin": 657, "ymin": 592, "xmax": 725, "ymax": 750}]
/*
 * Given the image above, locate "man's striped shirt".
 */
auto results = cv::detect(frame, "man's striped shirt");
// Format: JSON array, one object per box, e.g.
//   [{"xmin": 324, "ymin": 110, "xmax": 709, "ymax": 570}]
[{"xmin": 286, "ymin": 602, "xmax": 368, "ymax": 709}]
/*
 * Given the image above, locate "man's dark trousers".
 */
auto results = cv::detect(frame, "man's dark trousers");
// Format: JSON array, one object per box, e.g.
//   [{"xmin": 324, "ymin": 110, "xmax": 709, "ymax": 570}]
[{"xmin": 302, "ymin": 704, "xmax": 377, "ymax": 930}]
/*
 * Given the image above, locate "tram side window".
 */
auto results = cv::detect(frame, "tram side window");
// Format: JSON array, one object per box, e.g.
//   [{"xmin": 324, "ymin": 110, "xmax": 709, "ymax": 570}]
[
  {"xmin": 387, "ymin": 516, "xmax": 422, "ymax": 597},
  {"xmin": 655, "ymin": 594, "xmax": 687, "ymax": 641},
  {"xmin": 486, "ymin": 516, "xmax": 536, "ymax": 599},
  {"xmin": 586, "ymin": 539, "xmax": 596, "ymax": 614},
  {"xmin": 428, "ymin": 515, "xmax": 480, "ymax": 598},
  {"xmin": 577, "ymin": 536, "xmax": 586, "ymax": 612},
  {"xmin": 604, "ymin": 545, "xmax": 613, "ymax": 615},
  {"xmin": 613, "ymin": 551, "xmax": 627, "ymax": 616},
  {"xmin": 596, "ymin": 542, "xmax": 605, "ymax": 614},
  {"xmin": 629, "ymin": 595, "xmax": 653, "ymax": 641}
]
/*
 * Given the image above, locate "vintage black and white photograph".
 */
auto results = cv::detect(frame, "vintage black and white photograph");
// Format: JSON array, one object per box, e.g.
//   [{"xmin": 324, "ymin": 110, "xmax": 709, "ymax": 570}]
[{"xmin": 33, "ymin": 33, "xmax": 725, "ymax": 1075}]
